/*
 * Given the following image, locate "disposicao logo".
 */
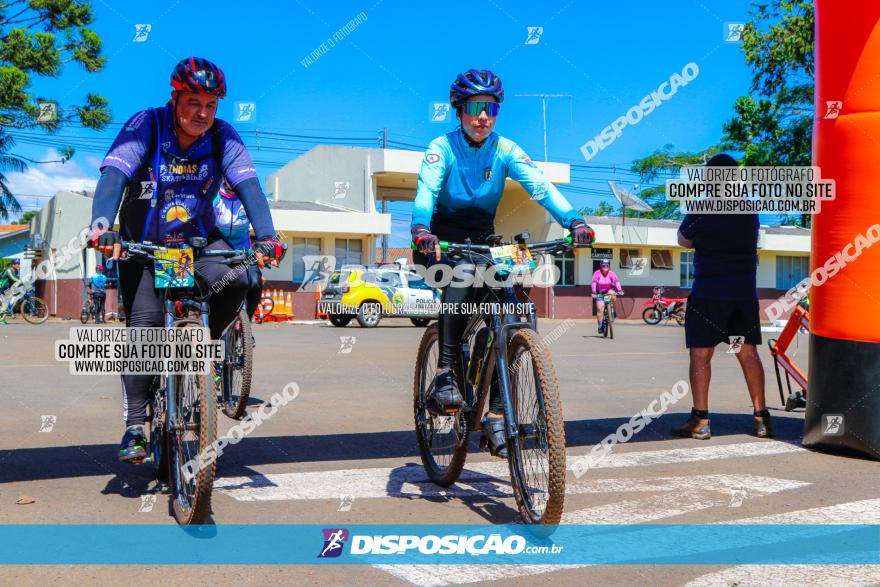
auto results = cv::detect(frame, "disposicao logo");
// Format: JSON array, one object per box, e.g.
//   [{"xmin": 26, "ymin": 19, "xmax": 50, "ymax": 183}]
[{"xmin": 318, "ymin": 528, "xmax": 349, "ymax": 558}]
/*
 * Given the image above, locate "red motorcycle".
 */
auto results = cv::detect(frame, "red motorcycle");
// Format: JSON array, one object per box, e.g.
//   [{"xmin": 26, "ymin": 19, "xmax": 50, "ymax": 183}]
[{"xmin": 642, "ymin": 286, "xmax": 687, "ymax": 326}]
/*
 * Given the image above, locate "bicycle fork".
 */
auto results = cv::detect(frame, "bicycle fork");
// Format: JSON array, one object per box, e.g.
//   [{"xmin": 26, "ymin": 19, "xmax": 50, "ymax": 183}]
[{"xmin": 492, "ymin": 314, "xmax": 535, "ymax": 446}]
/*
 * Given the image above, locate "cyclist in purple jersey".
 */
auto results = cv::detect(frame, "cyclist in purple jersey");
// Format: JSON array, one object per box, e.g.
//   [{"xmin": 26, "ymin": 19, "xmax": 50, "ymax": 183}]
[
  {"xmin": 591, "ymin": 260, "xmax": 624, "ymax": 335},
  {"xmin": 90, "ymin": 57, "xmax": 285, "ymax": 462}
]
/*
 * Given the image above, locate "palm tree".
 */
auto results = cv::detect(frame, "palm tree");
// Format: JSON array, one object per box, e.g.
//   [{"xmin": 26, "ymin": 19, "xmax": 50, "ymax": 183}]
[{"xmin": 0, "ymin": 132, "xmax": 25, "ymax": 220}]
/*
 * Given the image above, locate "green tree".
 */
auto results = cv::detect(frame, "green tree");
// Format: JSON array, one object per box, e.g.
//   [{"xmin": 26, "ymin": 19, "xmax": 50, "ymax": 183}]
[
  {"xmin": 15, "ymin": 209, "xmax": 37, "ymax": 224},
  {"xmin": 629, "ymin": 145, "xmax": 722, "ymax": 220},
  {"xmin": 631, "ymin": 1, "xmax": 814, "ymax": 227},
  {"xmin": 0, "ymin": 0, "xmax": 110, "ymax": 220},
  {"xmin": 720, "ymin": 0, "xmax": 814, "ymax": 226},
  {"xmin": 580, "ymin": 201, "xmax": 617, "ymax": 217}
]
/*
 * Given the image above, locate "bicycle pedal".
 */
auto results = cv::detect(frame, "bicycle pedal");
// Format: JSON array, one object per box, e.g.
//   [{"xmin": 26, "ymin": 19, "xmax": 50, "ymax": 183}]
[
  {"xmin": 443, "ymin": 404, "xmax": 462, "ymax": 414},
  {"xmin": 126, "ymin": 457, "xmax": 145, "ymax": 465}
]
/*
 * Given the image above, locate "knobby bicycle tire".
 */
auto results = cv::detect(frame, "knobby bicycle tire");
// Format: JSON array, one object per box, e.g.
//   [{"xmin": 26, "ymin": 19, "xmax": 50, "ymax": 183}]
[
  {"xmin": 170, "ymin": 320, "xmax": 217, "ymax": 525},
  {"xmin": 413, "ymin": 323, "xmax": 469, "ymax": 486},
  {"xmin": 506, "ymin": 328, "xmax": 566, "ymax": 524},
  {"xmin": 222, "ymin": 311, "xmax": 253, "ymax": 419},
  {"xmin": 21, "ymin": 296, "xmax": 49, "ymax": 324}
]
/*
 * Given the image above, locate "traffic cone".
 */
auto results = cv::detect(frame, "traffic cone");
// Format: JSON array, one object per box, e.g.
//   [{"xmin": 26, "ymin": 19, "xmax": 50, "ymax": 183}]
[{"xmin": 285, "ymin": 292, "xmax": 294, "ymax": 320}]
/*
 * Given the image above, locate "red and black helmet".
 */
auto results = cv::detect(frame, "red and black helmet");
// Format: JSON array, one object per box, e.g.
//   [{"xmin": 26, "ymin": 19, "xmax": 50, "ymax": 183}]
[{"xmin": 170, "ymin": 57, "xmax": 226, "ymax": 98}]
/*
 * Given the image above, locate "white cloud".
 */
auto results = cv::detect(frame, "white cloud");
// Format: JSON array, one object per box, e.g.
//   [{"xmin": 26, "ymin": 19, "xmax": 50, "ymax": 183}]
[{"xmin": 6, "ymin": 149, "xmax": 100, "ymax": 198}]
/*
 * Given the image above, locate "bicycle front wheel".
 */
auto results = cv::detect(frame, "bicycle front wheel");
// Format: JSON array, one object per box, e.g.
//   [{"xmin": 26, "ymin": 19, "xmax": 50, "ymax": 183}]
[
  {"xmin": 605, "ymin": 304, "xmax": 614, "ymax": 339},
  {"xmin": 413, "ymin": 323, "xmax": 469, "ymax": 486},
  {"xmin": 169, "ymin": 322, "xmax": 217, "ymax": 525},
  {"xmin": 21, "ymin": 297, "xmax": 49, "ymax": 324},
  {"xmin": 221, "ymin": 311, "xmax": 253, "ymax": 419},
  {"xmin": 506, "ymin": 328, "xmax": 566, "ymax": 524}
]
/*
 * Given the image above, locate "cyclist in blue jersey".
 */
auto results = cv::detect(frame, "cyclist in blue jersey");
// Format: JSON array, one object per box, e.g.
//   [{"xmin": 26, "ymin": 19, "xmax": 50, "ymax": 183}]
[
  {"xmin": 411, "ymin": 69, "xmax": 595, "ymax": 457},
  {"xmin": 88, "ymin": 265, "xmax": 108, "ymax": 323},
  {"xmin": 213, "ymin": 178, "xmax": 264, "ymax": 320},
  {"xmin": 90, "ymin": 57, "xmax": 284, "ymax": 462}
]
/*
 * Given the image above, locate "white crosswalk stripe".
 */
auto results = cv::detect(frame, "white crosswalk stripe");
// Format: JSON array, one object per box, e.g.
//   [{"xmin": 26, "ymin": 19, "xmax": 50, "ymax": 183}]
[
  {"xmin": 213, "ymin": 439, "xmax": 870, "ymax": 586},
  {"xmin": 215, "ymin": 441, "xmax": 806, "ymax": 502}
]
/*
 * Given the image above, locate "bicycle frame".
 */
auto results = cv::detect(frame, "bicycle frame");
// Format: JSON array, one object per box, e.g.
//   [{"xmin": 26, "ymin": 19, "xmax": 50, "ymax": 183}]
[
  {"xmin": 440, "ymin": 237, "xmax": 568, "ymax": 441},
  {"xmin": 458, "ymin": 287, "xmax": 537, "ymax": 438}
]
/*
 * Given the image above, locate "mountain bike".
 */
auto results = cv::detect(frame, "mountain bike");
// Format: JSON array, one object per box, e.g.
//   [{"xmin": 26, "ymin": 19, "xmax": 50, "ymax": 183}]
[
  {"xmin": 120, "ymin": 237, "xmax": 247, "ymax": 525},
  {"xmin": 595, "ymin": 291, "xmax": 622, "ymax": 339},
  {"xmin": 1, "ymin": 288, "xmax": 49, "ymax": 324},
  {"xmin": 80, "ymin": 293, "xmax": 96, "ymax": 324},
  {"xmin": 219, "ymin": 307, "xmax": 253, "ymax": 419},
  {"xmin": 413, "ymin": 233, "xmax": 576, "ymax": 525}
]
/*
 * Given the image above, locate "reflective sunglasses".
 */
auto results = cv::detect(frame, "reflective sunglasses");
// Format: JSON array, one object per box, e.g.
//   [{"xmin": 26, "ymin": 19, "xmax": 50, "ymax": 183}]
[{"xmin": 461, "ymin": 101, "xmax": 501, "ymax": 117}]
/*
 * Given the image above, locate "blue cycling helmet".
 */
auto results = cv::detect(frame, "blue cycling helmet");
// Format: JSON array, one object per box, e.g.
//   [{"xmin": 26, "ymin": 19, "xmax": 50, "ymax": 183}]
[{"xmin": 450, "ymin": 69, "xmax": 504, "ymax": 109}]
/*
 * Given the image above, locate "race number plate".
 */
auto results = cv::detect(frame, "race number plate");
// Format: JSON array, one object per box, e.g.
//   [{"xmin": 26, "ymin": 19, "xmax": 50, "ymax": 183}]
[
  {"xmin": 154, "ymin": 247, "xmax": 195, "ymax": 289},
  {"xmin": 489, "ymin": 244, "xmax": 537, "ymax": 274}
]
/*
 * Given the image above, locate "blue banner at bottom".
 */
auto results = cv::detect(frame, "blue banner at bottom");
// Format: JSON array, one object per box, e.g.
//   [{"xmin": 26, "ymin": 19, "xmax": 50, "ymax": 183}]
[{"xmin": 1, "ymin": 524, "xmax": 878, "ymax": 565}]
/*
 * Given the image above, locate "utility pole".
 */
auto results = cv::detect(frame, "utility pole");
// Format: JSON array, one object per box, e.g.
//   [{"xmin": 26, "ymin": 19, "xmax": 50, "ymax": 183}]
[
  {"xmin": 514, "ymin": 93, "xmax": 572, "ymax": 162},
  {"xmin": 381, "ymin": 127, "xmax": 388, "ymax": 262}
]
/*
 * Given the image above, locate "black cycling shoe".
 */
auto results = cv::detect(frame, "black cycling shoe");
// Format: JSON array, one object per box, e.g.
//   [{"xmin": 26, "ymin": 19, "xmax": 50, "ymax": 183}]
[
  {"xmin": 480, "ymin": 415, "xmax": 508, "ymax": 458},
  {"xmin": 427, "ymin": 369, "xmax": 463, "ymax": 415},
  {"xmin": 119, "ymin": 424, "xmax": 147, "ymax": 463},
  {"xmin": 598, "ymin": 321, "xmax": 606, "ymax": 335}
]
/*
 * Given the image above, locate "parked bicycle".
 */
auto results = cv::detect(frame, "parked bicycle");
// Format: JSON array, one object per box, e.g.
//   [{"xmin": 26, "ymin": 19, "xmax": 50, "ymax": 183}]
[
  {"xmin": 1, "ymin": 288, "xmax": 49, "ymax": 324},
  {"xmin": 413, "ymin": 233, "xmax": 575, "ymax": 525},
  {"xmin": 642, "ymin": 286, "xmax": 686, "ymax": 326},
  {"xmin": 119, "ymin": 237, "xmax": 247, "ymax": 525}
]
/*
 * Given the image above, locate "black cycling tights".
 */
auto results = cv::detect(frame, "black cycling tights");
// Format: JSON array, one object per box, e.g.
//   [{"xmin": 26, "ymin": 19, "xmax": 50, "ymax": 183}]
[
  {"xmin": 92, "ymin": 292, "xmax": 106, "ymax": 322},
  {"xmin": 118, "ymin": 238, "xmax": 248, "ymax": 425},
  {"xmin": 245, "ymin": 264, "xmax": 263, "ymax": 320},
  {"xmin": 430, "ymin": 259, "xmax": 504, "ymax": 414}
]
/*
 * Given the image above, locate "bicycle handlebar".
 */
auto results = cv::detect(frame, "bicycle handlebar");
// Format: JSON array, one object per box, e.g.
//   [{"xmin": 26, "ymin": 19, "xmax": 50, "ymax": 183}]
[
  {"xmin": 120, "ymin": 240, "xmax": 250, "ymax": 264},
  {"xmin": 410, "ymin": 235, "xmax": 584, "ymax": 254}
]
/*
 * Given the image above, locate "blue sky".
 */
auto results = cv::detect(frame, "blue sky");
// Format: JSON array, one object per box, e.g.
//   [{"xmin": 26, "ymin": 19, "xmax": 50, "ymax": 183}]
[{"xmin": 8, "ymin": 0, "xmax": 764, "ymax": 243}]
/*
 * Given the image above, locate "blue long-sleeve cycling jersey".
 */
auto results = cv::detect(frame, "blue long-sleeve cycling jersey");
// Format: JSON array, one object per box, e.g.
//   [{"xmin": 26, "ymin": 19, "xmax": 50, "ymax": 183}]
[{"xmin": 411, "ymin": 127, "xmax": 582, "ymax": 233}]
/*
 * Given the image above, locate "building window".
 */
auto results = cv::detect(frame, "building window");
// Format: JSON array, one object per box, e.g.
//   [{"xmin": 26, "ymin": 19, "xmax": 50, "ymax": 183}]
[
  {"xmin": 619, "ymin": 248, "xmax": 640, "ymax": 269},
  {"xmin": 680, "ymin": 251, "xmax": 694, "ymax": 288},
  {"xmin": 335, "ymin": 238, "xmax": 363, "ymax": 269},
  {"xmin": 292, "ymin": 237, "xmax": 321, "ymax": 282},
  {"xmin": 651, "ymin": 249, "xmax": 673, "ymax": 270},
  {"xmin": 776, "ymin": 255, "xmax": 810, "ymax": 290},
  {"xmin": 553, "ymin": 252, "xmax": 575, "ymax": 286}
]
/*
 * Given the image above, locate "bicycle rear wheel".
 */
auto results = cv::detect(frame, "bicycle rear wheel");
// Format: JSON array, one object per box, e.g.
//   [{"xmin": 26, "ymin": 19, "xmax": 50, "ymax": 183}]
[
  {"xmin": 221, "ymin": 311, "xmax": 253, "ymax": 419},
  {"xmin": 21, "ymin": 296, "xmax": 49, "ymax": 324},
  {"xmin": 169, "ymin": 321, "xmax": 217, "ymax": 525},
  {"xmin": 506, "ymin": 328, "xmax": 566, "ymax": 524},
  {"xmin": 413, "ymin": 323, "xmax": 469, "ymax": 486}
]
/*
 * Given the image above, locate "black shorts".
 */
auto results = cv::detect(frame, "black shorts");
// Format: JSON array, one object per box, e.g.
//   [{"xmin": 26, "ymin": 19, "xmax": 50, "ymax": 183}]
[{"xmin": 684, "ymin": 296, "xmax": 762, "ymax": 348}]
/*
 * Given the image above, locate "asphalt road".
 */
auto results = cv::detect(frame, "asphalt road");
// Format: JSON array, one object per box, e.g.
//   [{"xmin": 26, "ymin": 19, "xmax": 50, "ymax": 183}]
[{"xmin": 1, "ymin": 317, "xmax": 878, "ymax": 586}]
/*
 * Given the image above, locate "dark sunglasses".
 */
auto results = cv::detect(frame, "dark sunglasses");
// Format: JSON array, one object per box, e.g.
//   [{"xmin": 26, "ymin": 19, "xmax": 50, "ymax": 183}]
[{"xmin": 461, "ymin": 101, "xmax": 500, "ymax": 117}]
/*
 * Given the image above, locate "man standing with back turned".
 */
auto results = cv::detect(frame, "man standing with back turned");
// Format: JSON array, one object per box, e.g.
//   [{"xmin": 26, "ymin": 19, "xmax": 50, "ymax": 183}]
[{"xmin": 671, "ymin": 153, "xmax": 772, "ymax": 440}]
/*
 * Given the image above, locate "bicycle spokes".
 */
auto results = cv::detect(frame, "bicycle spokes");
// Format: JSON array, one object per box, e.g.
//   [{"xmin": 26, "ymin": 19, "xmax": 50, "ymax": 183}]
[{"xmin": 510, "ymin": 347, "xmax": 550, "ymax": 512}]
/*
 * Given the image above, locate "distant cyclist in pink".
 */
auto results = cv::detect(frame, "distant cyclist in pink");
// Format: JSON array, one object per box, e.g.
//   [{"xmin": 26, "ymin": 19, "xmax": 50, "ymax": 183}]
[{"xmin": 591, "ymin": 259, "xmax": 623, "ymax": 335}]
